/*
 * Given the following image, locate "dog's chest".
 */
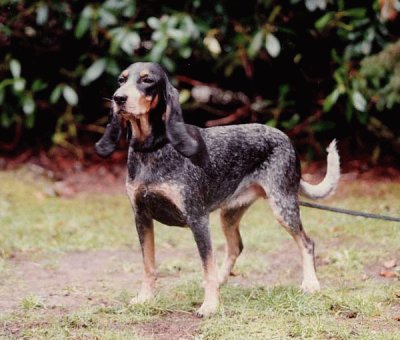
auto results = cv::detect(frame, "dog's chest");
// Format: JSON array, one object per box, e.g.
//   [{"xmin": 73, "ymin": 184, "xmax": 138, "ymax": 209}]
[{"xmin": 126, "ymin": 181, "xmax": 187, "ymax": 227}]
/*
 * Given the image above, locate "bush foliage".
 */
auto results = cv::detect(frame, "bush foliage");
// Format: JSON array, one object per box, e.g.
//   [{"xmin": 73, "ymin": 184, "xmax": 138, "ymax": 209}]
[{"xmin": 0, "ymin": 0, "xmax": 399, "ymax": 156}]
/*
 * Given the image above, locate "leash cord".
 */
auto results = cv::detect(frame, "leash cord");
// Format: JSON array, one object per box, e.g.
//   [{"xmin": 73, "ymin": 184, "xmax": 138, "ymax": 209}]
[{"xmin": 299, "ymin": 201, "xmax": 400, "ymax": 223}]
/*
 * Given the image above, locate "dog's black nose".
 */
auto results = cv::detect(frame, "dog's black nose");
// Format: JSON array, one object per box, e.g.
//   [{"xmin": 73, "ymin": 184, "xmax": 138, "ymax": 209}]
[{"xmin": 113, "ymin": 95, "xmax": 127, "ymax": 105}]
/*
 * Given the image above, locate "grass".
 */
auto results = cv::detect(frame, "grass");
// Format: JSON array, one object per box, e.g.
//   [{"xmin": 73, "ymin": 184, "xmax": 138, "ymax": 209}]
[{"xmin": 1, "ymin": 168, "xmax": 400, "ymax": 339}]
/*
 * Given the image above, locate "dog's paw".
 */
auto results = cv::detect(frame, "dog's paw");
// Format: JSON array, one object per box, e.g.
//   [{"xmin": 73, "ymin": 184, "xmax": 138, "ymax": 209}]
[
  {"xmin": 301, "ymin": 280, "xmax": 321, "ymax": 293},
  {"xmin": 217, "ymin": 272, "xmax": 228, "ymax": 286},
  {"xmin": 130, "ymin": 290, "xmax": 155, "ymax": 305},
  {"xmin": 195, "ymin": 300, "xmax": 219, "ymax": 318}
]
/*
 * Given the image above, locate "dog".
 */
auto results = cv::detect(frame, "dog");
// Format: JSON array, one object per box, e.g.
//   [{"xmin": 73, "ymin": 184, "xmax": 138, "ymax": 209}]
[{"xmin": 95, "ymin": 62, "xmax": 340, "ymax": 317}]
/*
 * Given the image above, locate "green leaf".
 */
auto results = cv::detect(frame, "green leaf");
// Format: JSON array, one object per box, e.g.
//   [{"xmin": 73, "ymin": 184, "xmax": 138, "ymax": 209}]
[
  {"xmin": 281, "ymin": 114, "xmax": 300, "ymax": 129},
  {"xmin": 22, "ymin": 96, "xmax": 35, "ymax": 115},
  {"xmin": 13, "ymin": 78, "xmax": 26, "ymax": 92},
  {"xmin": 123, "ymin": 3, "xmax": 136, "ymax": 17},
  {"xmin": 345, "ymin": 8, "xmax": 367, "ymax": 18},
  {"xmin": 345, "ymin": 98, "xmax": 353, "ymax": 122},
  {"xmin": 64, "ymin": 17, "xmax": 73, "ymax": 30},
  {"xmin": 1, "ymin": 110, "xmax": 13, "ymax": 127},
  {"xmin": 265, "ymin": 33, "xmax": 280, "ymax": 58},
  {"xmin": 311, "ymin": 121, "xmax": 336, "ymax": 132},
  {"xmin": 356, "ymin": 109, "xmax": 368, "ymax": 124},
  {"xmin": 10, "ymin": 59, "xmax": 21, "ymax": 78},
  {"xmin": 36, "ymin": 4, "xmax": 49, "ymax": 25},
  {"xmin": 147, "ymin": 17, "xmax": 160, "ymax": 29},
  {"xmin": 75, "ymin": 6, "xmax": 93, "ymax": 39},
  {"xmin": 352, "ymin": 91, "xmax": 367, "ymax": 111},
  {"xmin": 161, "ymin": 56, "xmax": 175, "ymax": 72},
  {"xmin": 315, "ymin": 12, "xmax": 334, "ymax": 31},
  {"xmin": 149, "ymin": 39, "xmax": 168, "ymax": 62},
  {"xmin": 179, "ymin": 46, "xmax": 191, "ymax": 59},
  {"xmin": 63, "ymin": 86, "xmax": 78, "ymax": 106},
  {"xmin": 106, "ymin": 59, "xmax": 120, "ymax": 76},
  {"xmin": 50, "ymin": 85, "xmax": 63, "ymax": 104},
  {"xmin": 179, "ymin": 89, "xmax": 191, "ymax": 104},
  {"xmin": 168, "ymin": 28, "xmax": 186, "ymax": 42},
  {"xmin": 266, "ymin": 119, "xmax": 277, "ymax": 127},
  {"xmin": 99, "ymin": 8, "xmax": 117, "ymax": 27},
  {"xmin": 25, "ymin": 112, "xmax": 35, "ymax": 129},
  {"xmin": 81, "ymin": 59, "xmax": 107, "ymax": 86},
  {"xmin": 75, "ymin": 17, "xmax": 90, "ymax": 39},
  {"xmin": 109, "ymin": 27, "xmax": 125, "ymax": 54},
  {"xmin": 32, "ymin": 79, "xmax": 47, "ymax": 92},
  {"xmin": 323, "ymin": 88, "xmax": 341, "ymax": 112},
  {"xmin": 247, "ymin": 30, "xmax": 264, "ymax": 59},
  {"xmin": 204, "ymin": 36, "xmax": 221, "ymax": 55},
  {"xmin": 103, "ymin": 0, "xmax": 127, "ymax": 10},
  {"xmin": 120, "ymin": 31, "xmax": 140, "ymax": 55},
  {"xmin": 305, "ymin": 0, "xmax": 327, "ymax": 11}
]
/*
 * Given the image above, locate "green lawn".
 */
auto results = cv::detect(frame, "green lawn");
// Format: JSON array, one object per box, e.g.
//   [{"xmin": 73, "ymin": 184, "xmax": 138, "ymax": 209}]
[{"xmin": 1, "ymin": 168, "xmax": 399, "ymax": 339}]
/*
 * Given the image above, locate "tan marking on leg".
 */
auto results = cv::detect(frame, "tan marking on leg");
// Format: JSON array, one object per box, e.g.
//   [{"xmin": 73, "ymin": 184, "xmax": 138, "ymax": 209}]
[
  {"xmin": 126, "ymin": 181, "xmax": 141, "ymax": 211},
  {"xmin": 126, "ymin": 181, "xmax": 157, "ymax": 304},
  {"xmin": 197, "ymin": 254, "xmax": 219, "ymax": 317},
  {"xmin": 265, "ymin": 192, "xmax": 320, "ymax": 292},
  {"xmin": 139, "ymin": 222, "xmax": 156, "ymax": 301},
  {"xmin": 293, "ymin": 233, "xmax": 320, "ymax": 293},
  {"xmin": 218, "ymin": 208, "xmax": 248, "ymax": 285},
  {"xmin": 132, "ymin": 221, "xmax": 157, "ymax": 304}
]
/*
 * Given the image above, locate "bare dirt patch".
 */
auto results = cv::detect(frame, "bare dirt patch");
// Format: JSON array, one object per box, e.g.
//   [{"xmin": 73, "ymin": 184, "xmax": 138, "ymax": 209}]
[
  {"xmin": 0, "ymin": 248, "xmax": 140, "ymax": 313},
  {"xmin": 0, "ymin": 241, "xmax": 311, "ymax": 315},
  {"xmin": 139, "ymin": 312, "xmax": 202, "ymax": 340},
  {"xmin": 2, "ymin": 240, "xmax": 396, "ymax": 314}
]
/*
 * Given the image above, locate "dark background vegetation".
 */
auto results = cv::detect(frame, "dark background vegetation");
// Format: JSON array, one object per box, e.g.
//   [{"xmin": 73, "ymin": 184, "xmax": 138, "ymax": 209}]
[{"xmin": 0, "ymin": 0, "xmax": 399, "ymax": 164}]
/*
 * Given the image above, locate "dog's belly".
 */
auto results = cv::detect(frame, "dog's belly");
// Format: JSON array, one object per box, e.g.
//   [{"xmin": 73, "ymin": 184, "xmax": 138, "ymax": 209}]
[{"xmin": 134, "ymin": 188, "xmax": 187, "ymax": 227}]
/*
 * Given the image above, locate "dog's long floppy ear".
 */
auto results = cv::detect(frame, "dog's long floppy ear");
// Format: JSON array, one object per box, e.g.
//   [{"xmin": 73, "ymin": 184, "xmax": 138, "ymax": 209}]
[
  {"xmin": 95, "ymin": 110, "xmax": 122, "ymax": 158},
  {"xmin": 164, "ymin": 81, "xmax": 209, "ymax": 166}
]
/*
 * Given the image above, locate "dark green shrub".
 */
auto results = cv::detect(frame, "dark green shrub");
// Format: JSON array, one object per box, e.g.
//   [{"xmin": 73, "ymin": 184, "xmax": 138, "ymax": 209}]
[{"xmin": 0, "ymin": 0, "xmax": 398, "ymax": 156}]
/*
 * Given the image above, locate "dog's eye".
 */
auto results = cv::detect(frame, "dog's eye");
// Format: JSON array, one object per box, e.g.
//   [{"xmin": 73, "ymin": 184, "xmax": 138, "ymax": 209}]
[
  {"xmin": 140, "ymin": 76, "xmax": 154, "ymax": 85},
  {"xmin": 118, "ymin": 77, "xmax": 127, "ymax": 86}
]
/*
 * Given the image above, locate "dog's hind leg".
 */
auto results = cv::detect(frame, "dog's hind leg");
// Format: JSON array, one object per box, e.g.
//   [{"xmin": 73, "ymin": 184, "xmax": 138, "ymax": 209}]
[
  {"xmin": 189, "ymin": 216, "xmax": 219, "ymax": 317},
  {"xmin": 131, "ymin": 213, "xmax": 157, "ymax": 304},
  {"xmin": 265, "ymin": 189, "xmax": 320, "ymax": 293},
  {"xmin": 218, "ymin": 205, "xmax": 249, "ymax": 285}
]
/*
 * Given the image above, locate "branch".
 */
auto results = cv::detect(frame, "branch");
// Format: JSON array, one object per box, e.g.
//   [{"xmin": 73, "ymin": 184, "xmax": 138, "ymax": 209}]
[{"xmin": 205, "ymin": 104, "xmax": 251, "ymax": 127}]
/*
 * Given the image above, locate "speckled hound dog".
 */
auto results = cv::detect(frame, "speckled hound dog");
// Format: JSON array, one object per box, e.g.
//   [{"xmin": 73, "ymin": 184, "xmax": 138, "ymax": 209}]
[{"xmin": 95, "ymin": 62, "xmax": 340, "ymax": 317}]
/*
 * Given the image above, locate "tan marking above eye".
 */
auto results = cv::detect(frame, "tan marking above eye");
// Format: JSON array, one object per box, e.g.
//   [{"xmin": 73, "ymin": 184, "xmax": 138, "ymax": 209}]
[
  {"xmin": 122, "ymin": 69, "xmax": 129, "ymax": 78},
  {"xmin": 140, "ymin": 69, "xmax": 150, "ymax": 78}
]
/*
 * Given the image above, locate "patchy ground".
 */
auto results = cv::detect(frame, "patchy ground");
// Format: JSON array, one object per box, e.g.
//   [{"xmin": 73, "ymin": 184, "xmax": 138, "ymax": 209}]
[{"xmin": 0, "ymin": 166, "xmax": 400, "ymax": 339}]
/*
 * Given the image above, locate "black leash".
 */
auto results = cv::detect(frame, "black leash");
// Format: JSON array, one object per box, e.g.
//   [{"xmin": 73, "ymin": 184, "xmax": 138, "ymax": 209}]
[{"xmin": 299, "ymin": 201, "xmax": 400, "ymax": 223}]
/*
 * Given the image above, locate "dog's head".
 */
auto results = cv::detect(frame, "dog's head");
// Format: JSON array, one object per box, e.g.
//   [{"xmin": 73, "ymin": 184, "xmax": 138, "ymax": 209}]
[{"xmin": 95, "ymin": 62, "xmax": 207, "ymax": 165}]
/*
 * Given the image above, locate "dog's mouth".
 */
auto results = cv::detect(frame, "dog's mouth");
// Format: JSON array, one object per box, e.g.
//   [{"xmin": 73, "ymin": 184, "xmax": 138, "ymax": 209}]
[
  {"xmin": 121, "ymin": 111, "xmax": 151, "ymax": 142},
  {"xmin": 113, "ymin": 94, "xmax": 159, "ymax": 142}
]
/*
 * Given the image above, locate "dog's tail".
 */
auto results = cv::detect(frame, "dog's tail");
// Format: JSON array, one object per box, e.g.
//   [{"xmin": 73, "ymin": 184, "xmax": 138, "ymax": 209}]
[{"xmin": 300, "ymin": 139, "xmax": 340, "ymax": 200}]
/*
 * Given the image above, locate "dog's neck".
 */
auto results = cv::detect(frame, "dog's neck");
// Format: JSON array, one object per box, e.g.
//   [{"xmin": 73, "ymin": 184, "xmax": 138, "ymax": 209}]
[{"xmin": 127, "ymin": 101, "xmax": 170, "ymax": 153}]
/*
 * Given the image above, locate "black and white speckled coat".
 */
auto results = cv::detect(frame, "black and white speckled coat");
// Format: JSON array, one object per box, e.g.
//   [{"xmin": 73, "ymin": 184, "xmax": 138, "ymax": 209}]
[{"xmin": 95, "ymin": 62, "xmax": 340, "ymax": 317}]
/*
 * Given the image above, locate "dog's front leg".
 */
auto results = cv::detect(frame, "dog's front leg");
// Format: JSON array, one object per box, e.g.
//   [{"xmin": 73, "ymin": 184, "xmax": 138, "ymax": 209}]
[
  {"xmin": 190, "ymin": 216, "xmax": 219, "ymax": 317},
  {"xmin": 131, "ymin": 213, "xmax": 156, "ymax": 304}
]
